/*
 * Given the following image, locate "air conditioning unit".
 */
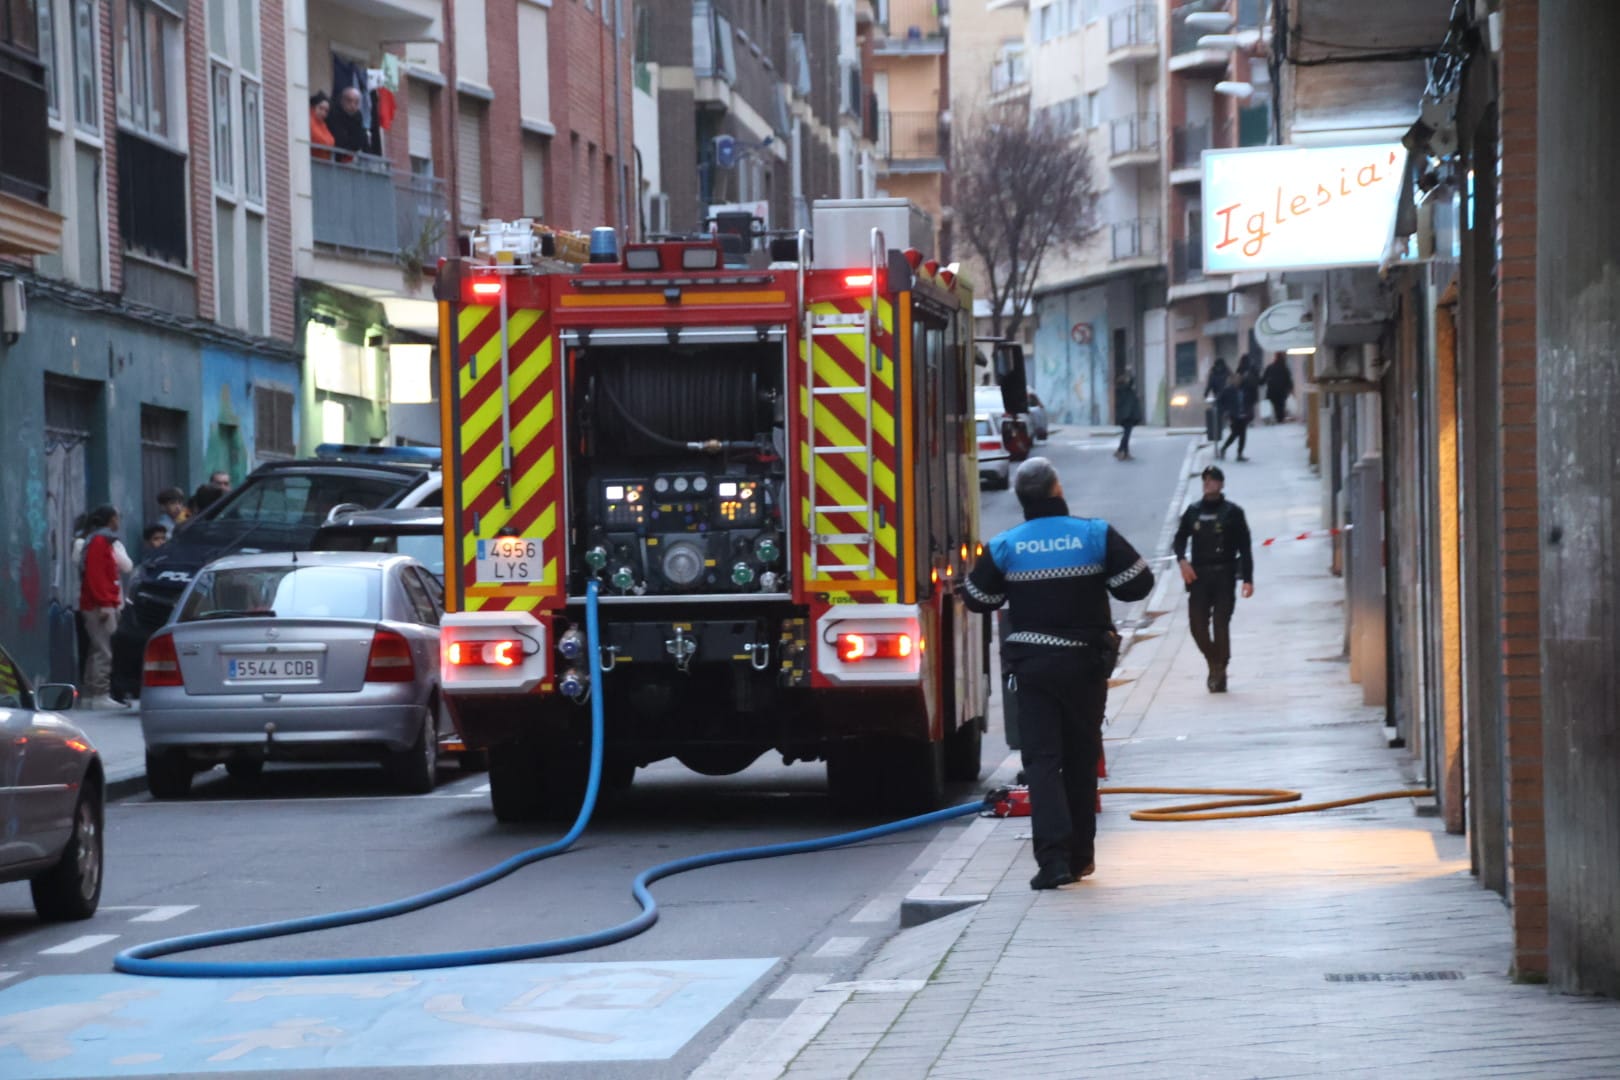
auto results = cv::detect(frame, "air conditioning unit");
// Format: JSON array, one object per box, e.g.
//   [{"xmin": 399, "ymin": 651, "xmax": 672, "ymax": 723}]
[{"xmin": 1226, "ymin": 290, "xmax": 1259, "ymax": 317}]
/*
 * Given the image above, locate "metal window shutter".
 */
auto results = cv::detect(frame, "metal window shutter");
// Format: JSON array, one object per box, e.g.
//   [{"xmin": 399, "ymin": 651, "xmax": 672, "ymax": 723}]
[
  {"xmin": 457, "ymin": 98, "xmax": 483, "ymax": 226},
  {"xmin": 408, "ymin": 82, "xmax": 433, "ymax": 162}
]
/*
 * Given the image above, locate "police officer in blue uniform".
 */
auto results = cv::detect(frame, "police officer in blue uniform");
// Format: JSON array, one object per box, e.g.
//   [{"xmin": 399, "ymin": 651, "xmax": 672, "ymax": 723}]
[
  {"xmin": 1173, "ymin": 465, "xmax": 1254, "ymax": 693},
  {"xmin": 962, "ymin": 458, "xmax": 1155, "ymax": 890}
]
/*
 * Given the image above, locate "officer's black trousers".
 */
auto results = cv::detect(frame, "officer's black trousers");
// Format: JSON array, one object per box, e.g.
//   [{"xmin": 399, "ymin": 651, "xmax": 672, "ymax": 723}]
[
  {"xmin": 1010, "ymin": 650, "xmax": 1107, "ymax": 873},
  {"xmin": 1187, "ymin": 567, "xmax": 1237, "ymax": 667}
]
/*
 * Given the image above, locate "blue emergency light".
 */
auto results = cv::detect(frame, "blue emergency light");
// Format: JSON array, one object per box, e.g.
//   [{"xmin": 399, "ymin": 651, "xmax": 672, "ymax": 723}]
[
  {"xmin": 589, "ymin": 227, "xmax": 619, "ymax": 264},
  {"xmin": 314, "ymin": 443, "xmax": 443, "ymax": 466}
]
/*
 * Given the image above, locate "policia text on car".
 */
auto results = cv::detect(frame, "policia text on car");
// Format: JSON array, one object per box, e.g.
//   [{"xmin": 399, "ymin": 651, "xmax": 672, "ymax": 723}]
[
  {"xmin": 961, "ymin": 458, "xmax": 1154, "ymax": 890},
  {"xmin": 1173, "ymin": 465, "xmax": 1255, "ymax": 694}
]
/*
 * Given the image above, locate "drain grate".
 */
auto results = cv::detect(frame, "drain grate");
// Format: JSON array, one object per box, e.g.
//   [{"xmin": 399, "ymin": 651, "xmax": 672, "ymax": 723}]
[{"xmin": 1325, "ymin": 971, "xmax": 1464, "ymax": 983}]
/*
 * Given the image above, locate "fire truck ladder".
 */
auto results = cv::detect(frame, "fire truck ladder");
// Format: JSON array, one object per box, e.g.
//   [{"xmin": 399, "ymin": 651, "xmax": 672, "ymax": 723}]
[{"xmin": 806, "ymin": 228, "xmax": 885, "ymax": 579}]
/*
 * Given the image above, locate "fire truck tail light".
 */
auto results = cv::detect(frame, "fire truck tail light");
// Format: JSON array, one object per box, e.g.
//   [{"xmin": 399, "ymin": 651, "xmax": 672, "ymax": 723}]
[
  {"xmin": 471, "ymin": 280, "xmax": 502, "ymax": 298},
  {"xmin": 843, "ymin": 272, "xmax": 875, "ymax": 289},
  {"xmin": 838, "ymin": 632, "xmax": 914, "ymax": 662},
  {"xmin": 446, "ymin": 640, "xmax": 522, "ymax": 668}
]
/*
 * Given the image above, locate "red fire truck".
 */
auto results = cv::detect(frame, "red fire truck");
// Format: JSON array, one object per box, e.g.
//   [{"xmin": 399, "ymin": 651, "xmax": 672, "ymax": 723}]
[{"xmin": 434, "ymin": 200, "xmax": 997, "ymax": 821}]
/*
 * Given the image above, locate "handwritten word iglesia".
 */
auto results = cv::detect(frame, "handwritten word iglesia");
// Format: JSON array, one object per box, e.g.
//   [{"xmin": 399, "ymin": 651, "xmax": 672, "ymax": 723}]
[{"xmin": 1213, "ymin": 150, "xmax": 1401, "ymax": 259}]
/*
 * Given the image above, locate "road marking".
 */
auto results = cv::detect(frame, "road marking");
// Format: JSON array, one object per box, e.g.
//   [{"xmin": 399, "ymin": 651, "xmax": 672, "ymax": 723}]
[
  {"xmin": 687, "ymin": 1018, "xmax": 782, "ymax": 1080},
  {"xmin": 39, "ymin": 934, "xmax": 120, "ymax": 955},
  {"xmin": 696, "ymin": 987, "xmax": 853, "ymax": 1079},
  {"xmin": 812, "ymin": 936, "xmax": 866, "ymax": 958},
  {"xmin": 0, "ymin": 959, "xmax": 778, "ymax": 1076},
  {"xmin": 130, "ymin": 905, "xmax": 197, "ymax": 923},
  {"xmin": 768, "ymin": 974, "xmax": 826, "ymax": 1001},
  {"xmin": 849, "ymin": 896, "xmax": 899, "ymax": 924}
]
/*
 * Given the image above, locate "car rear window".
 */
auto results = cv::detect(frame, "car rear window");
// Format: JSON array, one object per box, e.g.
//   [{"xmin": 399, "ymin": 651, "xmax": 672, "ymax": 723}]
[
  {"xmin": 211, "ymin": 473, "xmax": 411, "ymax": 526},
  {"xmin": 179, "ymin": 566, "xmax": 383, "ymax": 621},
  {"xmin": 977, "ymin": 417, "xmax": 997, "ymax": 438}
]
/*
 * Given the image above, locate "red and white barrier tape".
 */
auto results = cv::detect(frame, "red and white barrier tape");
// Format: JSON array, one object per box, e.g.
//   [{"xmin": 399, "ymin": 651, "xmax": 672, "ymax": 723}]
[{"xmin": 1258, "ymin": 524, "xmax": 1352, "ymax": 547}]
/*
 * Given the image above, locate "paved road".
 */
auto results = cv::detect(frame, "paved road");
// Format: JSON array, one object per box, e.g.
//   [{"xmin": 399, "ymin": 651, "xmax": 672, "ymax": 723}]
[{"xmin": 0, "ymin": 426, "xmax": 1195, "ymax": 1080}]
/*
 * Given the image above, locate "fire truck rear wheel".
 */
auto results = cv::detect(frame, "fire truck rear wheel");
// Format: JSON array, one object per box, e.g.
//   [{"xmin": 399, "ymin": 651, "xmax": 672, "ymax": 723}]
[
  {"xmin": 944, "ymin": 717, "xmax": 984, "ymax": 782},
  {"xmin": 828, "ymin": 738, "xmax": 945, "ymax": 814},
  {"xmin": 489, "ymin": 739, "xmax": 549, "ymax": 822}
]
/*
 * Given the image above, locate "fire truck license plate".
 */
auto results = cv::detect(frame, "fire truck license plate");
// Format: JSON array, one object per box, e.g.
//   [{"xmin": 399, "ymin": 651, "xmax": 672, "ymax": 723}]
[{"xmin": 476, "ymin": 537, "xmax": 544, "ymax": 583}]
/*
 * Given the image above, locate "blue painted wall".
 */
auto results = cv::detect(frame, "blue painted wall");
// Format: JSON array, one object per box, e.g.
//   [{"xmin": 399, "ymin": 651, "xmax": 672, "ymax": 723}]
[
  {"xmin": 0, "ymin": 293, "xmax": 203, "ymax": 680},
  {"xmin": 200, "ymin": 346, "xmax": 302, "ymax": 484},
  {"xmin": 1033, "ymin": 286, "xmax": 1111, "ymax": 427}
]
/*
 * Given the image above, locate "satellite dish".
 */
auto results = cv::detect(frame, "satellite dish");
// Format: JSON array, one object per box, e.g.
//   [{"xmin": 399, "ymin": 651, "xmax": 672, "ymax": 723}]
[{"xmin": 1254, "ymin": 300, "xmax": 1315, "ymax": 353}]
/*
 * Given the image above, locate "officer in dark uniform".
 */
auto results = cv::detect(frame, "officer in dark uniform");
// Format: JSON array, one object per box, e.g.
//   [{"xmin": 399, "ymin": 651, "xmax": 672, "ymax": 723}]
[
  {"xmin": 962, "ymin": 458, "xmax": 1155, "ymax": 890},
  {"xmin": 1173, "ymin": 465, "xmax": 1254, "ymax": 693}
]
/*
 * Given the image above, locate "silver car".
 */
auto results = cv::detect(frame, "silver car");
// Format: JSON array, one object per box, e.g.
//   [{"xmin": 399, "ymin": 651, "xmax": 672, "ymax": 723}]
[
  {"xmin": 139, "ymin": 552, "xmax": 451, "ymax": 798},
  {"xmin": 0, "ymin": 644, "xmax": 104, "ymax": 920}
]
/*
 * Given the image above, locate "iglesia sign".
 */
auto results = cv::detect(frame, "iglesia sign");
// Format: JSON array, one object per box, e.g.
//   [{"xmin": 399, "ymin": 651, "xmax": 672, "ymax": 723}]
[{"xmin": 1202, "ymin": 143, "xmax": 1405, "ymax": 273}]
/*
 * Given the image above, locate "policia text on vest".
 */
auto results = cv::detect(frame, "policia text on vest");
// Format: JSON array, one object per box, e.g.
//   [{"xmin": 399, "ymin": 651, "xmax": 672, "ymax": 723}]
[
  {"xmin": 1173, "ymin": 465, "xmax": 1255, "ymax": 694},
  {"xmin": 961, "ymin": 461, "xmax": 1154, "ymax": 891}
]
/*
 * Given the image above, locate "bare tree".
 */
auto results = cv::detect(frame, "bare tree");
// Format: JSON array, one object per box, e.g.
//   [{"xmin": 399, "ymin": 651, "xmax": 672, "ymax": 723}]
[{"xmin": 953, "ymin": 103, "xmax": 1096, "ymax": 342}]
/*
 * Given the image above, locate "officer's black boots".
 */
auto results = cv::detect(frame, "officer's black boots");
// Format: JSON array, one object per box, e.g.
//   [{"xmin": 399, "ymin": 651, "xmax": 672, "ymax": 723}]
[
  {"xmin": 1207, "ymin": 663, "xmax": 1228, "ymax": 693},
  {"xmin": 1030, "ymin": 865, "xmax": 1077, "ymax": 890}
]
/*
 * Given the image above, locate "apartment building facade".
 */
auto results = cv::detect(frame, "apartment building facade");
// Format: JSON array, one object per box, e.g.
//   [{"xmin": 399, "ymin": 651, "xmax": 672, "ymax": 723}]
[
  {"xmin": 1161, "ymin": 0, "xmax": 1271, "ymax": 426},
  {"xmin": 0, "ymin": 0, "xmax": 301, "ymax": 683},
  {"xmin": 870, "ymin": 0, "xmax": 949, "ymax": 253},
  {"xmin": 284, "ymin": 0, "xmax": 632, "ymax": 450}
]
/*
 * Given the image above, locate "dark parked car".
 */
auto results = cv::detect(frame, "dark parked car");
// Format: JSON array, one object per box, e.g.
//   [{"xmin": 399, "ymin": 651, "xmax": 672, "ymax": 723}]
[
  {"xmin": 0, "ymin": 644, "xmax": 104, "ymax": 920},
  {"xmin": 312, "ymin": 507, "xmax": 445, "ymax": 580},
  {"xmin": 114, "ymin": 445, "xmax": 442, "ymax": 696}
]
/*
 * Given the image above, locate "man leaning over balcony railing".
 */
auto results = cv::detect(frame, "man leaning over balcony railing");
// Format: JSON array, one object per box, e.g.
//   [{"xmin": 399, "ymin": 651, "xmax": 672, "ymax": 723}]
[{"xmin": 329, "ymin": 86, "xmax": 375, "ymax": 161}]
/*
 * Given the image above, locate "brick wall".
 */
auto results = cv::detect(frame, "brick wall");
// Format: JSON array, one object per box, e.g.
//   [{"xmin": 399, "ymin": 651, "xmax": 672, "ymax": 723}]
[
  {"xmin": 1495, "ymin": 0, "xmax": 1545, "ymax": 981},
  {"xmin": 185, "ymin": 0, "xmax": 214, "ymax": 319},
  {"xmin": 547, "ymin": 0, "xmax": 635, "ymax": 234},
  {"xmin": 262, "ymin": 0, "xmax": 295, "ymax": 343},
  {"xmin": 486, "ymin": 1, "xmax": 522, "ymax": 219}
]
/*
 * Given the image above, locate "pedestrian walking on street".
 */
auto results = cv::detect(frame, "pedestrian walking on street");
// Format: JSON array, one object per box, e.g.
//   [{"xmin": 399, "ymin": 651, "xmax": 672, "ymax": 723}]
[
  {"xmin": 1114, "ymin": 372, "xmax": 1142, "ymax": 460},
  {"xmin": 1204, "ymin": 357, "xmax": 1232, "ymax": 444},
  {"xmin": 1218, "ymin": 361, "xmax": 1258, "ymax": 461},
  {"xmin": 1262, "ymin": 353, "xmax": 1295, "ymax": 424},
  {"xmin": 1173, "ymin": 465, "xmax": 1254, "ymax": 693},
  {"xmin": 962, "ymin": 457, "xmax": 1155, "ymax": 889},
  {"xmin": 78, "ymin": 505, "xmax": 133, "ymax": 710}
]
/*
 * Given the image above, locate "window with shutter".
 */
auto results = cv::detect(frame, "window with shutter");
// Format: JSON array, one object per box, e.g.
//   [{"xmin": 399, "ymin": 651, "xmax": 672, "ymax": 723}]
[
  {"xmin": 456, "ymin": 96, "xmax": 484, "ymax": 228},
  {"xmin": 253, "ymin": 386, "xmax": 295, "ymax": 459}
]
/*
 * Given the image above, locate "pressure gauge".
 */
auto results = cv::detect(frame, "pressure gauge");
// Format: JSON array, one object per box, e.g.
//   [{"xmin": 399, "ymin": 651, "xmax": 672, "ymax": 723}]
[
  {"xmin": 673, "ymin": 476, "xmax": 690, "ymax": 494},
  {"xmin": 653, "ymin": 476, "xmax": 670, "ymax": 494},
  {"xmin": 692, "ymin": 476, "xmax": 709, "ymax": 494}
]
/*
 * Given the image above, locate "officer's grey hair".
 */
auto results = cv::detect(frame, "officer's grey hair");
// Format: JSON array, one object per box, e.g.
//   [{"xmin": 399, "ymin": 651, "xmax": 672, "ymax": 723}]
[{"xmin": 1013, "ymin": 457, "xmax": 1060, "ymax": 506}]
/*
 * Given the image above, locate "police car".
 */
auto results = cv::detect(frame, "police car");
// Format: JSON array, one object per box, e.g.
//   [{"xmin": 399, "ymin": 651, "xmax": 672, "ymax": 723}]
[{"xmin": 113, "ymin": 445, "xmax": 442, "ymax": 697}]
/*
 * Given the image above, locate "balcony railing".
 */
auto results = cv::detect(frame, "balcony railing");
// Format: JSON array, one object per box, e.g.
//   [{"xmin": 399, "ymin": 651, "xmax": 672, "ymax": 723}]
[
  {"xmin": 880, "ymin": 0, "xmax": 943, "ymax": 40},
  {"xmin": 1173, "ymin": 238, "xmax": 1205, "ymax": 283},
  {"xmin": 312, "ymin": 152, "xmax": 449, "ymax": 263},
  {"xmin": 0, "ymin": 49, "xmax": 51, "ymax": 204},
  {"xmin": 118, "ymin": 130, "xmax": 189, "ymax": 265},
  {"xmin": 1172, "ymin": 0, "xmax": 1231, "ymax": 54},
  {"xmin": 878, "ymin": 111, "xmax": 947, "ymax": 165},
  {"xmin": 1108, "ymin": 6, "xmax": 1158, "ymax": 53},
  {"xmin": 1112, "ymin": 218, "xmax": 1162, "ymax": 261},
  {"xmin": 1172, "ymin": 121, "xmax": 1211, "ymax": 171},
  {"xmin": 1110, "ymin": 113, "xmax": 1160, "ymax": 159}
]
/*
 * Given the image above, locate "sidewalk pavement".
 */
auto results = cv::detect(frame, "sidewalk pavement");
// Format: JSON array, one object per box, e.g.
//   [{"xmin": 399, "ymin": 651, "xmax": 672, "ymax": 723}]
[{"xmin": 748, "ymin": 422, "xmax": 1620, "ymax": 1079}]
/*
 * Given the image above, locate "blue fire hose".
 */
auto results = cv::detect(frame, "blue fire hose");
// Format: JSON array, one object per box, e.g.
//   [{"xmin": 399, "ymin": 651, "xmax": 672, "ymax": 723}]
[{"xmin": 114, "ymin": 579, "xmax": 982, "ymax": 978}]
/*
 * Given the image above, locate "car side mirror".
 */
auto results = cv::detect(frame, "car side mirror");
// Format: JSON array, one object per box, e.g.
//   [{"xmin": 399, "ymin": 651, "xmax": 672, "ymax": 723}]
[{"xmin": 37, "ymin": 684, "xmax": 77, "ymax": 712}]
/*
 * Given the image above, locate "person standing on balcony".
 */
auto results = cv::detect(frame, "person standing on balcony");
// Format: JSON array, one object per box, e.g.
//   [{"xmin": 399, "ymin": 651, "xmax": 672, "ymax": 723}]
[
  {"xmin": 310, "ymin": 92, "xmax": 336, "ymax": 161},
  {"xmin": 329, "ymin": 87, "xmax": 372, "ymax": 161}
]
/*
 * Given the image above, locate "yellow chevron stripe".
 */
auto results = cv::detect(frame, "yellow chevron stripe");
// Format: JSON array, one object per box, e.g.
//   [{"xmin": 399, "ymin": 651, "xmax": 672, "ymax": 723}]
[
  {"xmin": 458, "ymin": 347, "xmax": 553, "ymax": 482},
  {"xmin": 459, "ymin": 457, "xmax": 559, "ymax": 566}
]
